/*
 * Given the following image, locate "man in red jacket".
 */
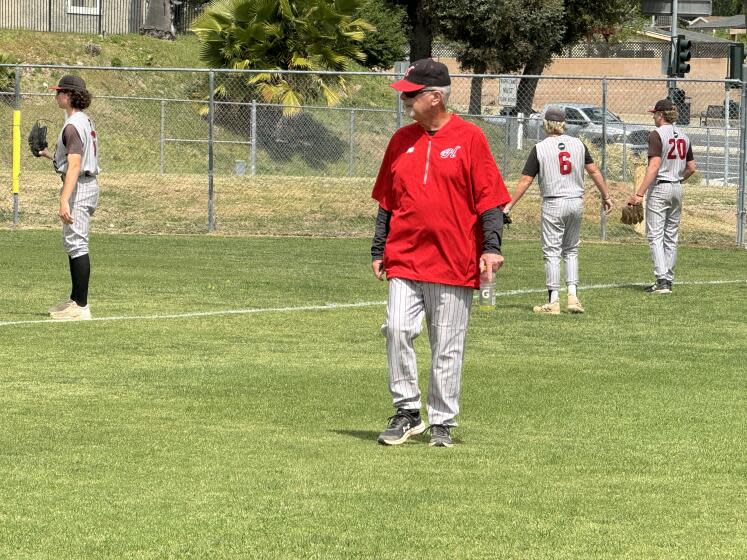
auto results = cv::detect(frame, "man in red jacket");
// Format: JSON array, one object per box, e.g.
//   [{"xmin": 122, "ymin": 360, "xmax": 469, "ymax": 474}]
[{"xmin": 371, "ymin": 59, "xmax": 511, "ymax": 447}]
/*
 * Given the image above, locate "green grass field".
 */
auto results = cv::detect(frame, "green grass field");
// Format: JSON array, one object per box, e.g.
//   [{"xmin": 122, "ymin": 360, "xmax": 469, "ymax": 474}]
[{"xmin": 1, "ymin": 230, "xmax": 746, "ymax": 559}]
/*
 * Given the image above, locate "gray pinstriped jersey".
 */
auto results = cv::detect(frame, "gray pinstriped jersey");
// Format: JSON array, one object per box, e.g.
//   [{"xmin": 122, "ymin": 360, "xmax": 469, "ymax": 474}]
[
  {"xmin": 535, "ymin": 135, "xmax": 586, "ymax": 198},
  {"xmin": 54, "ymin": 111, "xmax": 100, "ymax": 177},
  {"xmin": 654, "ymin": 124, "xmax": 690, "ymax": 183}
]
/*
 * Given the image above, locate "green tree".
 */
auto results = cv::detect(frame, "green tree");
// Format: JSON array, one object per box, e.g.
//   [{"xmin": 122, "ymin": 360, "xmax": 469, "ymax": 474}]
[
  {"xmin": 436, "ymin": 0, "xmax": 564, "ymax": 114},
  {"xmin": 385, "ymin": 0, "xmax": 437, "ymax": 60},
  {"xmin": 190, "ymin": 0, "xmax": 372, "ymax": 115},
  {"xmin": 712, "ymin": 0, "xmax": 742, "ymax": 16},
  {"xmin": 356, "ymin": 0, "xmax": 407, "ymax": 69},
  {"xmin": 513, "ymin": 0, "xmax": 638, "ymax": 115}
]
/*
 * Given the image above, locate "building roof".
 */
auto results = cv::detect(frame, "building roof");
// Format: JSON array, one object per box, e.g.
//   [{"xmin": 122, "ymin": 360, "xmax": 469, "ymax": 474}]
[
  {"xmin": 641, "ymin": 25, "xmax": 736, "ymax": 43},
  {"xmin": 689, "ymin": 15, "xmax": 746, "ymax": 30}
]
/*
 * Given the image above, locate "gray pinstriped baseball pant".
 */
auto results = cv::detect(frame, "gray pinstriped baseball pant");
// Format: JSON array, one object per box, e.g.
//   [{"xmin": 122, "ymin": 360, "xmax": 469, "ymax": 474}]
[
  {"xmin": 381, "ymin": 278, "xmax": 473, "ymax": 426},
  {"xmin": 645, "ymin": 182, "xmax": 682, "ymax": 282},
  {"xmin": 62, "ymin": 178, "xmax": 99, "ymax": 259},
  {"xmin": 540, "ymin": 197, "xmax": 583, "ymax": 290}
]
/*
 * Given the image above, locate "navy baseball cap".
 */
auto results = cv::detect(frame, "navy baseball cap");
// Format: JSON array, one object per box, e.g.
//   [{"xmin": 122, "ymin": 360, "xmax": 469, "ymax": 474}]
[
  {"xmin": 50, "ymin": 75, "xmax": 87, "ymax": 92},
  {"xmin": 649, "ymin": 99, "xmax": 674, "ymax": 113},
  {"xmin": 391, "ymin": 59, "xmax": 451, "ymax": 92}
]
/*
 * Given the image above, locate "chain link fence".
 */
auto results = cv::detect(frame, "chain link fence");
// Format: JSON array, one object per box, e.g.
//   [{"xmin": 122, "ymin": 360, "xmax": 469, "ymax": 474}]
[{"xmin": 1, "ymin": 63, "xmax": 745, "ymax": 246}]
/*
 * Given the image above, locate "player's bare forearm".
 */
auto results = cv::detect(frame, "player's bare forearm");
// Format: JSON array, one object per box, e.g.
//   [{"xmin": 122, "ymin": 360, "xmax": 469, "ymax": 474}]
[
  {"xmin": 683, "ymin": 160, "xmax": 696, "ymax": 181},
  {"xmin": 627, "ymin": 157, "xmax": 660, "ymax": 205},
  {"xmin": 637, "ymin": 158, "xmax": 660, "ymax": 195},
  {"xmin": 506, "ymin": 175, "xmax": 533, "ymax": 212},
  {"xmin": 585, "ymin": 164, "xmax": 610, "ymax": 199}
]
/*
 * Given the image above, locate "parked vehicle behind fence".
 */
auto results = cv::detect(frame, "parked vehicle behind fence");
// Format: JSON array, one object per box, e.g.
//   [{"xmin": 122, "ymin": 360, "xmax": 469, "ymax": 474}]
[{"xmin": 523, "ymin": 103, "xmax": 650, "ymax": 152}]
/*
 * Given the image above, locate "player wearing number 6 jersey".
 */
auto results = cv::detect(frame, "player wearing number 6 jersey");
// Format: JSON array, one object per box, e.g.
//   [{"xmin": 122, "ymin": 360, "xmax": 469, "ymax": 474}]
[
  {"xmin": 627, "ymin": 99, "xmax": 696, "ymax": 294},
  {"xmin": 506, "ymin": 106, "xmax": 612, "ymax": 314}
]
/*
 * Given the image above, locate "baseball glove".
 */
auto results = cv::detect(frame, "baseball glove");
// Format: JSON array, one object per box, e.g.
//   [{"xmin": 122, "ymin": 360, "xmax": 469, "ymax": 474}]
[
  {"xmin": 503, "ymin": 211, "xmax": 512, "ymax": 228},
  {"xmin": 621, "ymin": 203, "xmax": 644, "ymax": 225},
  {"xmin": 28, "ymin": 121, "xmax": 48, "ymax": 157}
]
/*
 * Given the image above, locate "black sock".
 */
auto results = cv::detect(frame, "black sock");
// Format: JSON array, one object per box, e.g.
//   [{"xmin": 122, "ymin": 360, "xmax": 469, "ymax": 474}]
[
  {"xmin": 68, "ymin": 256, "xmax": 75, "ymax": 300},
  {"xmin": 70, "ymin": 254, "xmax": 91, "ymax": 307}
]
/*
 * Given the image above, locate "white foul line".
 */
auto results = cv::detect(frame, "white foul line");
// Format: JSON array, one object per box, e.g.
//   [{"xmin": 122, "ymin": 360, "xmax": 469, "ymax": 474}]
[{"xmin": 0, "ymin": 278, "xmax": 744, "ymax": 328}]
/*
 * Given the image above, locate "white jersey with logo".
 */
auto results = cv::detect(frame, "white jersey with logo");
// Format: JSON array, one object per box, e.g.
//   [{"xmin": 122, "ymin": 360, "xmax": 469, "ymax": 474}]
[
  {"xmin": 54, "ymin": 111, "xmax": 100, "ymax": 177},
  {"xmin": 654, "ymin": 124, "xmax": 690, "ymax": 183},
  {"xmin": 535, "ymin": 134, "xmax": 586, "ymax": 198}
]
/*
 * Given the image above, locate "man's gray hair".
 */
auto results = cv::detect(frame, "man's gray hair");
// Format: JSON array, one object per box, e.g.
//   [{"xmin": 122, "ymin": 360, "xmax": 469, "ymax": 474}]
[
  {"xmin": 544, "ymin": 119, "xmax": 566, "ymax": 135},
  {"xmin": 430, "ymin": 85, "xmax": 451, "ymax": 107}
]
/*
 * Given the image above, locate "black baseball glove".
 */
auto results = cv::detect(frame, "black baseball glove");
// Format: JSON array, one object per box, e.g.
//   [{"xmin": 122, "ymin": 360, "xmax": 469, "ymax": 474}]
[
  {"xmin": 28, "ymin": 121, "xmax": 48, "ymax": 157},
  {"xmin": 502, "ymin": 211, "xmax": 512, "ymax": 228},
  {"xmin": 621, "ymin": 203, "xmax": 644, "ymax": 225}
]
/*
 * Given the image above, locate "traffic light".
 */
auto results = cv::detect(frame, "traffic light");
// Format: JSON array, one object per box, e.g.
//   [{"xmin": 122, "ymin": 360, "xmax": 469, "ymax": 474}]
[
  {"xmin": 674, "ymin": 35, "xmax": 692, "ymax": 77},
  {"xmin": 727, "ymin": 43, "xmax": 744, "ymax": 82}
]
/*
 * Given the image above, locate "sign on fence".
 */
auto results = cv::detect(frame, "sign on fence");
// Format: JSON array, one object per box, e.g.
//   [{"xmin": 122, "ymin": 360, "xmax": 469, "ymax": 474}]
[{"xmin": 499, "ymin": 78, "xmax": 519, "ymax": 107}]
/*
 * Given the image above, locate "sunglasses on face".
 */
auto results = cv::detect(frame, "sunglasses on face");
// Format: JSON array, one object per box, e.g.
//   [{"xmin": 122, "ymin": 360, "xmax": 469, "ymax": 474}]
[{"xmin": 402, "ymin": 88, "xmax": 435, "ymax": 99}]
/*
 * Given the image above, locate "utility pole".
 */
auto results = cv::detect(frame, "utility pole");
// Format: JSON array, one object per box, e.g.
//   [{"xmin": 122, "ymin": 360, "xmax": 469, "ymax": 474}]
[{"xmin": 668, "ymin": 0, "xmax": 678, "ymax": 94}]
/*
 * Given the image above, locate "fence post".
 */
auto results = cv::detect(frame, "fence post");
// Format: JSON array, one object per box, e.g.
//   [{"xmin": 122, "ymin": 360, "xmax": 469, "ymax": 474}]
[
  {"xmin": 737, "ymin": 68, "xmax": 747, "ymax": 246},
  {"xmin": 348, "ymin": 109, "xmax": 355, "ymax": 177},
  {"xmin": 724, "ymin": 87, "xmax": 730, "ymax": 184},
  {"xmin": 394, "ymin": 61, "xmax": 407, "ymax": 130},
  {"xmin": 12, "ymin": 66, "xmax": 21, "ymax": 226},
  {"xmin": 160, "ymin": 99, "xmax": 165, "ymax": 175},
  {"xmin": 706, "ymin": 127, "xmax": 710, "ymax": 188},
  {"xmin": 621, "ymin": 121, "xmax": 627, "ymax": 181},
  {"xmin": 600, "ymin": 78, "xmax": 608, "ymax": 241},
  {"xmin": 48, "ymin": 0, "xmax": 52, "ymax": 32},
  {"xmin": 207, "ymin": 71, "xmax": 215, "ymax": 232},
  {"xmin": 250, "ymin": 100, "xmax": 257, "ymax": 177}
]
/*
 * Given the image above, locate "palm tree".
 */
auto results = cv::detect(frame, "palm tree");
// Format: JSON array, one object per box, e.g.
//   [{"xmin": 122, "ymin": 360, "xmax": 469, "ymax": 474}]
[{"xmin": 190, "ymin": 0, "xmax": 372, "ymax": 115}]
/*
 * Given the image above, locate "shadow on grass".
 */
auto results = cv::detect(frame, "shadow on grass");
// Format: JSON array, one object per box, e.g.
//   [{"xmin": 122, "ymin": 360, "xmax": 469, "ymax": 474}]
[
  {"xmin": 331, "ymin": 429, "xmax": 380, "ymax": 442},
  {"xmin": 331, "ymin": 429, "xmax": 463, "ymax": 446}
]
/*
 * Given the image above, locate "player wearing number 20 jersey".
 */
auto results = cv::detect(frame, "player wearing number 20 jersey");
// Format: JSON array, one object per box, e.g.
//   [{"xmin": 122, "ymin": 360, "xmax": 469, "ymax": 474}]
[
  {"xmin": 505, "ymin": 106, "xmax": 612, "ymax": 314},
  {"xmin": 628, "ymin": 98, "xmax": 696, "ymax": 294}
]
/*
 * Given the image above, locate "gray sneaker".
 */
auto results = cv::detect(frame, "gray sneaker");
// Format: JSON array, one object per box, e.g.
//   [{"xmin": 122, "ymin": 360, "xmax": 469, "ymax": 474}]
[
  {"xmin": 377, "ymin": 409, "xmax": 426, "ymax": 445},
  {"xmin": 428, "ymin": 424, "xmax": 453, "ymax": 448}
]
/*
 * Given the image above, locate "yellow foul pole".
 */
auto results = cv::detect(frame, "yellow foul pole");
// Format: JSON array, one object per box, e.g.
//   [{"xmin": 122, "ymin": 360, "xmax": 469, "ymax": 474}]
[{"xmin": 12, "ymin": 110, "xmax": 21, "ymax": 195}]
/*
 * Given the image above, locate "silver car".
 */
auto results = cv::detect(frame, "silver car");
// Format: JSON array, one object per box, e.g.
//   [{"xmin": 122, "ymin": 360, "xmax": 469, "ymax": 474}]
[{"xmin": 525, "ymin": 103, "xmax": 649, "ymax": 152}]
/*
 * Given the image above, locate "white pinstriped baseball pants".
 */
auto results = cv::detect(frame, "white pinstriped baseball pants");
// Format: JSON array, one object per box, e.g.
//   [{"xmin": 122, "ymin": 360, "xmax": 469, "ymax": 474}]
[
  {"xmin": 540, "ymin": 197, "xmax": 583, "ymax": 290},
  {"xmin": 645, "ymin": 182, "xmax": 682, "ymax": 282},
  {"xmin": 61, "ymin": 178, "xmax": 99, "ymax": 259},
  {"xmin": 381, "ymin": 278, "xmax": 473, "ymax": 426}
]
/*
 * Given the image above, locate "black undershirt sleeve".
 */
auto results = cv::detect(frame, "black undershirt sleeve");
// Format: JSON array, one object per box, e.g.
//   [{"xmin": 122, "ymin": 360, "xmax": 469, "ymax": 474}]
[
  {"xmin": 584, "ymin": 143, "xmax": 594, "ymax": 164},
  {"xmin": 371, "ymin": 206, "xmax": 391, "ymax": 261},
  {"xmin": 521, "ymin": 146, "xmax": 540, "ymax": 177},
  {"xmin": 480, "ymin": 207, "xmax": 504, "ymax": 255}
]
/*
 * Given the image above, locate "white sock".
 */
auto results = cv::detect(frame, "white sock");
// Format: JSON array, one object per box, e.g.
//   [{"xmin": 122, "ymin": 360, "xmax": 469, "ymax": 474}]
[
  {"xmin": 549, "ymin": 290, "xmax": 559, "ymax": 304},
  {"xmin": 568, "ymin": 284, "xmax": 577, "ymax": 297}
]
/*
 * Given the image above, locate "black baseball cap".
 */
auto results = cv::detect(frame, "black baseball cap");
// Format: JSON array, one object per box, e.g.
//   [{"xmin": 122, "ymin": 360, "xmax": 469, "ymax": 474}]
[
  {"xmin": 391, "ymin": 59, "xmax": 451, "ymax": 92},
  {"xmin": 50, "ymin": 75, "xmax": 87, "ymax": 92},
  {"xmin": 649, "ymin": 99, "xmax": 674, "ymax": 113},
  {"xmin": 544, "ymin": 106, "xmax": 565, "ymax": 122}
]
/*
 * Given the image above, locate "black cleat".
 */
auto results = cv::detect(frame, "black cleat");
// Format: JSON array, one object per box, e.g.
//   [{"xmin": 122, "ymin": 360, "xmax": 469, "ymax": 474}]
[
  {"xmin": 644, "ymin": 279, "xmax": 671, "ymax": 294},
  {"xmin": 427, "ymin": 424, "xmax": 453, "ymax": 447},
  {"xmin": 377, "ymin": 409, "xmax": 426, "ymax": 445}
]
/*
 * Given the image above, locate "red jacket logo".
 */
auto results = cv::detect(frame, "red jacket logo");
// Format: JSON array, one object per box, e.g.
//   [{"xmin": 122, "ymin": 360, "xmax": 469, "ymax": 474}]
[{"xmin": 440, "ymin": 146, "xmax": 461, "ymax": 159}]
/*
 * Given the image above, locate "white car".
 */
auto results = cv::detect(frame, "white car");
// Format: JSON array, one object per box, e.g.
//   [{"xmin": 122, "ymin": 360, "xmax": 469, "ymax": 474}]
[{"xmin": 524, "ymin": 103, "xmax": 649, "ymax": 152}]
